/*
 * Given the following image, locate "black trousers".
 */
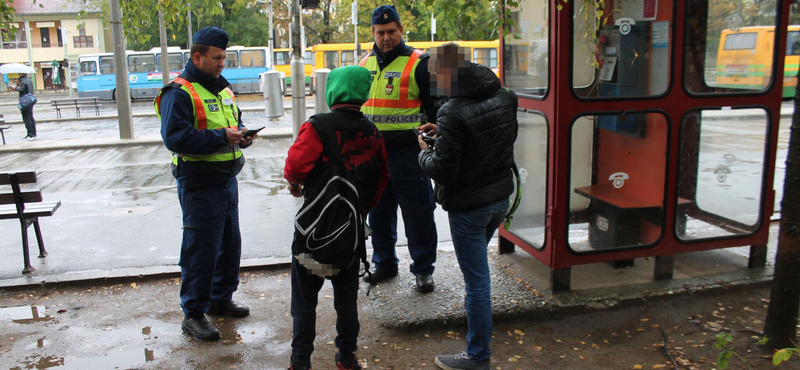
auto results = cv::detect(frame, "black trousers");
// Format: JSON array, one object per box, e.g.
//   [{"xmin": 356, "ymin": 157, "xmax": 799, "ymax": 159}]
[
  {"xmin": 290, "ymin": 257, "xmax": 359, "ymax": 367},
  {"xmin": 21, "ymin": 108, "xmax": 35, "ymax": 137}
]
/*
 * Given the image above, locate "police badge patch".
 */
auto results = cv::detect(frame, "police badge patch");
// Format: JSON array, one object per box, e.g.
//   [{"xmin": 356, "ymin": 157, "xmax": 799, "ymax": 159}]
[
  {"xmin": 385, "ymin": 84, "xmax": 393, "ymax": 95},
  {"xmin": 208, "ymin": 104, "xmax": 220, "ymax": 112}
]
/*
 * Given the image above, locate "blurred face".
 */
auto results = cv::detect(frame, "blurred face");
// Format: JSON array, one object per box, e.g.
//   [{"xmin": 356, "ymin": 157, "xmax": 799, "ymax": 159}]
[
  {"xmin": 372, "ymin": 22, "xmax": 403, "ymax": 54},
  {"xmin": 193, "ymin": 46, "xmax": 226, "ymax": 78},
  {"xmin": 430, "ymin": 45, "xmax": 471, "ymax": 96}
]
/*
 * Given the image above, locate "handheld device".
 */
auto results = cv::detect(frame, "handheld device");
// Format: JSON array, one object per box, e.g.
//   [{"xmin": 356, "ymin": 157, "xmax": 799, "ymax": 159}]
[
  {"xmin": 413, "ymin": 127, "xmax": 436, "ymax": 145},
  {"xmin": 243, "ymin": 126, "xmax": 265, "ymax": 138}
]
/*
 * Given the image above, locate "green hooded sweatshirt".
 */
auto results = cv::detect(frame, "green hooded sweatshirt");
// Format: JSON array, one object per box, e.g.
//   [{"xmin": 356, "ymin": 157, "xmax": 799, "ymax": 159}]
[{"xmin": 325, "ymin": 65, "xmax": 373, "ymax": 109}]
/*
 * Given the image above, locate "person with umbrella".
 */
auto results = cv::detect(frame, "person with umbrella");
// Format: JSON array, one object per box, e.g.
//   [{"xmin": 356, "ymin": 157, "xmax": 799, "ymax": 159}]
[{"xmin": 16, "ymin": 72, "xmax": 36, "ymax": 140}]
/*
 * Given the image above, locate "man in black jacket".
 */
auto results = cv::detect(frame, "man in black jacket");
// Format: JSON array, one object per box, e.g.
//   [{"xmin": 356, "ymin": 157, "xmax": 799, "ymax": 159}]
[
  {"xmin": 418, "ymin": 42, "xmax": 519, "ymax": 370},
  {"xmin": 16, "ymin": 73, "xmax": 36, "ymax": 140}
]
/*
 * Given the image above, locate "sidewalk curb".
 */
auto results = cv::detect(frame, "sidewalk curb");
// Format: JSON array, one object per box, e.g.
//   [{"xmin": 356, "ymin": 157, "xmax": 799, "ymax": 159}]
[
  {"xmin": 0, "ymin": 129, "xmax": 294, "ymax": 152},
  {"xmin": 0, "ymin": 257, "xmax": 292, "ymax": 290},
  {"xmin": 2, "ymin": 105, "xmax": 315, "ymax": 125}
]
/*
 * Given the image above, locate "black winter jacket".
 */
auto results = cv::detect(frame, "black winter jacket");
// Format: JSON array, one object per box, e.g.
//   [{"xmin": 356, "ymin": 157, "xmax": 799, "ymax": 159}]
[{"xmin": 418, "ymin": 63, "xmax": 518, "ymax": 213}]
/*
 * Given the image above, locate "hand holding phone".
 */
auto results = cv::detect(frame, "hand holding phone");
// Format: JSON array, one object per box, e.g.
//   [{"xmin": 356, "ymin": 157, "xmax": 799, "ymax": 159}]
[
  {"xmin": 413, "ymin": 126, "xmax": 436, "ymax": 145},
  {"xmin": 243, "ymin": 126, "xmax": 265, "ymax": 138}
]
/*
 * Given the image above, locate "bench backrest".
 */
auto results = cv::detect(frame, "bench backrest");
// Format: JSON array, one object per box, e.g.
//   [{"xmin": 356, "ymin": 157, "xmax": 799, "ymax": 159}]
[
  {"xmin": 52, "ymin": 98, "xmax": 98, "ymax": 104},
  {"xmin": 0, "ymin": 171, "xmax": 37, "ymax": 185}
]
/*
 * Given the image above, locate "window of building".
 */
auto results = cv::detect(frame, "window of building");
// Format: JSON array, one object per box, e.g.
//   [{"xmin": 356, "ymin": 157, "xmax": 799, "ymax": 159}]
[
  {"xmin": 1, "ymin": 25, "xmax": 28, "ymax": 49},
  {"xmin": 73, "ymin": 28, "xmax": 94, "ymax": 48}
]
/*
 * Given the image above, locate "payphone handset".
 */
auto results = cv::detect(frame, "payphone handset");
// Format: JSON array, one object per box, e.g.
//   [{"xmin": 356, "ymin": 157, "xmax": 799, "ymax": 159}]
[{"xmin": 615, "ymin": 17, "xmax": 636, "ymax": 35}]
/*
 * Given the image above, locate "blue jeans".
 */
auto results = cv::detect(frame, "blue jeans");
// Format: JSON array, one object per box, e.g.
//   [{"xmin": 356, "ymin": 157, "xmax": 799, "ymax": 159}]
[
  {"xmin": 448, "ymin": 198, "xmax": 509, "ymax": 362},
  {"xmin": 368, "ymin": 145, "xmax": 437, "ymax": 276},
  {"xmin": 177, "ymin": 177, "xmax": 242, "ymax": 316}
]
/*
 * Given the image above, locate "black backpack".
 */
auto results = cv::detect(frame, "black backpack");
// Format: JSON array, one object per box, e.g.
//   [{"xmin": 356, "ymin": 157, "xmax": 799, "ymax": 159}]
[{"xmin": 292, "ymin": 116, "xmax": 368, "ymax": 278}]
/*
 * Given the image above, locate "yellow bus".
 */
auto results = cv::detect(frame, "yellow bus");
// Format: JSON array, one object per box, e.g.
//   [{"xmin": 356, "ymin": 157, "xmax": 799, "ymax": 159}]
[
  {"xmin": 716, "ymin": 25, "xmax": 800, "ymax": 97},
  {"xmin": 311, "ymin": 40, "xmax": 500, "ymax": 74},
  {"xmin": 272, "ymin": 47, "xmax": 315, "ymax": 86}
]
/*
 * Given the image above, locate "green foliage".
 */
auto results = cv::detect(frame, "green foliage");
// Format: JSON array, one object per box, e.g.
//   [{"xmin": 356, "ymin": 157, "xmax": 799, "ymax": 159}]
[
  {"xmin": 118, "ymin": 0, "xmax": 224, "ymax": 48},
  {"xmin": 772, "ymin": 343, "xmax": 800, "ymax": 366}
]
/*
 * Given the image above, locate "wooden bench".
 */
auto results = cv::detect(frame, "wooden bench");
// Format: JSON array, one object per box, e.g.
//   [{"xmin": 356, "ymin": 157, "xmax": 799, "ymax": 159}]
[
  {"xmin": 0, "ymin": 171, "xmax": 61, "ymax": 273},
  {"xmin": 0, "ymin": 113, "xmax": 9, "ymax": 144},
  {"xmin": 50, "ymin": 97, "xmax": 102, "ymax": 118}
]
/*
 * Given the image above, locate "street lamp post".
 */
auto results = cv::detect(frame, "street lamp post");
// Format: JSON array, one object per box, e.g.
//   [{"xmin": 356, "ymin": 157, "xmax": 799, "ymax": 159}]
[{"xmin": 256, "ymin": 0, "xmax": 275, "ymax": 71}]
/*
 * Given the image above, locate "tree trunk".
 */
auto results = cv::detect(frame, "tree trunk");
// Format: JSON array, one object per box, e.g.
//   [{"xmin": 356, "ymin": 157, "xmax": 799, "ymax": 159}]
[{"xmin": 763, "ymin": 67, "xmax": 800, "ymax": 350}]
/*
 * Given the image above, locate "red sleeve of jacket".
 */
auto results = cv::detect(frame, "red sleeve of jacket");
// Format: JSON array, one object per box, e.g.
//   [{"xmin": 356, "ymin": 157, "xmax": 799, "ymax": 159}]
[
  {"xmin": 284, "ymin": 121, "xmax": 323, "ymax": 185},
  {"xmin": 365, "ymin": 138, "xmax": 390, "ymax": 210}
]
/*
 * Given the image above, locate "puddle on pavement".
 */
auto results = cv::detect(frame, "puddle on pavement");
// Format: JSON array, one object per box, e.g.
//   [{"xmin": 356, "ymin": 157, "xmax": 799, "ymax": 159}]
[
  {"xmin": 13, "ymin": 348, "xmax": 156, "ymax": 370},
  {"xmin": 0, "ymin": 305, "xmax": 53, "ymax": 324}
]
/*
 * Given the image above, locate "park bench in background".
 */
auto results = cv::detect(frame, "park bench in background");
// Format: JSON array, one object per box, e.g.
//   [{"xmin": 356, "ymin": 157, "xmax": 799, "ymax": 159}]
[
  {"xmin": 0, "ymin": 113, "xmax": 10, "ymax": 144},
  {"xmin": 50, "ymin": 97, "xmax": 102, "ymax": 118},
  {"xmin": 0, "ymin": 170, "xmax": 61, "ymax": 273}
]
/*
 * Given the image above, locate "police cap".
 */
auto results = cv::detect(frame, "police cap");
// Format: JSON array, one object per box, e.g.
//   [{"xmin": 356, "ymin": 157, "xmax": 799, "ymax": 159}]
[
  {"xmin": 372, "ymin": 5, "xmax": 400, "ymax": 25},
  {"xmin": 193, "ymin": 26, "xmax": 229, "ymax": 50}
]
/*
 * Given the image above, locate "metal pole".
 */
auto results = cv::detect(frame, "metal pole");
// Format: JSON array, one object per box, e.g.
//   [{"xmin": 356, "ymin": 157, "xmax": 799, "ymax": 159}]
[
  {"xmin": 187, "ymin": 9, "xmax": 193, "ymax": 49},
  {"xmin": 290, "ymin": 0, "xmax": 305, "ymax": 139},
  {"xmin": 352, "ymin": 0, "xmax": 358, "ymax": 63},
  {"xmin": 110, "ymin": 0, "xmax": 134, "ymax": 139},
  {"xmin": 24, "ymin": 20, "xmax": 34, "ymax": 86},
  {"xmin": 159, "ymin": 10, "xmax": 169, "ymax": 85},
  {"xmin": 62, "ymin": 28, "xmax": 72, "ymax": 97},
  {"xmin": 269, "ymin": 0, "xmax": 274, "ymax": 70}
]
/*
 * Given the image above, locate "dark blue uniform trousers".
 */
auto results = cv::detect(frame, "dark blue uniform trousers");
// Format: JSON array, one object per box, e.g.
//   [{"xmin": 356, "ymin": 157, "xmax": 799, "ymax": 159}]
[
  {"xmin": 368, "ymin": 145, "xmax": 438, "ymax": 276},
  {"xmin": 177, "ymin": 177, "xmax": 242, "ymax": 316}
]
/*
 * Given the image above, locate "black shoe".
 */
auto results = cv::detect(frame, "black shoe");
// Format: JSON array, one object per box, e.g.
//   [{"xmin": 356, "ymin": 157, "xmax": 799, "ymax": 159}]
[
  {"xmin": 207, "ymin": 300, "xmax": 250, "ymax": 318},
  {"xmin": 362, "ymin": 268, "xmax": 398, "ymax": 284},
  {"xmin": 288, "ymin": 366, "xmax": 312, "ymax": 370},
  {"xmin": 336, "ymin": 351, "xmax": 362, "ymax": 370},
  {"xmin": 416, "ymin": 274, "xmax": 435, "ymax": 293},
  {"xmin": 181, "ymin": 315, "xmax": 220, "ymax": 341},
  {"xmin": 434, "ymin": 352, "xmax": 489, "ymax": 370}
]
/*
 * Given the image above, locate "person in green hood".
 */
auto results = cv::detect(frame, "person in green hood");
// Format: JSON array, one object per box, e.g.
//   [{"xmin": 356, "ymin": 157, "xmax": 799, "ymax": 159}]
[{"xmin": 284, "ymin": 65, "xmax": 390, "ymax": 370}]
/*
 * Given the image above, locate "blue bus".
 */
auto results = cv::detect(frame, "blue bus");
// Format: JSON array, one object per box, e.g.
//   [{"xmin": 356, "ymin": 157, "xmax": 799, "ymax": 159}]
[{"xmin": 77, "ymin": 46, "xmax": 271, "ymax": 100}]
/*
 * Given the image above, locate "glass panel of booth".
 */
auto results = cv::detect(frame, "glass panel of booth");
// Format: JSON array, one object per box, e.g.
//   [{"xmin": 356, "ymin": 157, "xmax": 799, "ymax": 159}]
[
  {"xmin": 568, "ymin": 112, "xmax": 668, "ymax": 253},
  {"xmin": 676, "ymin": 108, "xmax": 768, "ymax": 241},
  {"xmin": 503, "ymin": 0, "xmax": 548, "ymax": 97},
  {"xmin": 572, "ymin": 0, "xmax": 673, "ymax": 99},
  {"xmin": 683, "ymin": 0, "xmax": 779, "ymax": 95},
  {"xmin": 507, "ymin": 111, "xmax": 548, "ymax": 248}
]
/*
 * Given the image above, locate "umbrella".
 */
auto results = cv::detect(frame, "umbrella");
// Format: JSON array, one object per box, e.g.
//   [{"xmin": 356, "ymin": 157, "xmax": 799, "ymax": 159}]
[{"xmin": 0, "ymin": 63, "xmax": 36, "ymax": 74}]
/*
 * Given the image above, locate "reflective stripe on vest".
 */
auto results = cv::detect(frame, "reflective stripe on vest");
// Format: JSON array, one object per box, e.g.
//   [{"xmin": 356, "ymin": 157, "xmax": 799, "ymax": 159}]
[
  {"xmin": 360, "ymin": 49, "xmax": 423, "ymax": 131},
  {"xmin": 154, "ymin": 78, "xmax": 242, "ymax": 163}
]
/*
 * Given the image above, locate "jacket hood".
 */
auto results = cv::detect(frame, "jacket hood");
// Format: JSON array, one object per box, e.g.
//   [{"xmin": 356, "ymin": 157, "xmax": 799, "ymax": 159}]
[
  {"xmin": 453, "ymin": 62, "xmax": 501, "ymax": 99},
  {"xmin": 325, "ymin": 65, "xmax": 372, "ymax": 109}
]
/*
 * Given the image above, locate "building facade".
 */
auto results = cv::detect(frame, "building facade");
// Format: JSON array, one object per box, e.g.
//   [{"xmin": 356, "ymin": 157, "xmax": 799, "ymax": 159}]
[{"xmin": 1, "ymin": 0, "xmax": 111, "ymax": 91}]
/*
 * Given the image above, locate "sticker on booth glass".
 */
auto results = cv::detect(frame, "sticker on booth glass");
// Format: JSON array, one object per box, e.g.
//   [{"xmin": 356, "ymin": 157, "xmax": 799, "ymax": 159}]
[{"xmin": 608, "ymin": 172, "xmax": 629, "ymax": 189}]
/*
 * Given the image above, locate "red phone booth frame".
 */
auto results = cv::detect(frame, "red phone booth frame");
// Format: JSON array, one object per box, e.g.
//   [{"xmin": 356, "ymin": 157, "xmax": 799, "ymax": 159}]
[{"xmin": 497, "ymin": 0, "xmax": 792, "ymax": 292}]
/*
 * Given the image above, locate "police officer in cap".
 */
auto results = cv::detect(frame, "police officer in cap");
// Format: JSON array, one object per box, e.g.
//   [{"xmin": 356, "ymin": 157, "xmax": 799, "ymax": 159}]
[
  {"xmin": 154, "ymin": 26, "xmax": 255, "ymax": 341},
  {"xmin": 359, "ymin": 5, "xmax": 441, "ymax": 293}
]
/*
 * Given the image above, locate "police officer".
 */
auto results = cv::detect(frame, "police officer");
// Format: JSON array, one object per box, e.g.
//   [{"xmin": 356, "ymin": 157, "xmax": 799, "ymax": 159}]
[
  {"xmin": 155, "ymin": 26, "xmax": 255, "ymax": 341},
  {"xmin": 359, "ymin": 5, "xmax": 441, "ymax": 293}
]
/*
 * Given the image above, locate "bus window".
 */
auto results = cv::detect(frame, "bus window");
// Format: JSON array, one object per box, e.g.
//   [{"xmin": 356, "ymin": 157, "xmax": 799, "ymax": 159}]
[
  {"xmin": 156, "ymin": 53, "xmax": 183, "ymax": 71},
  {"xmin": 341, "ymin": 50, "xmax": 356, "ymax": 66},
  {"xmin": 274, "ymin": 51, "xmax": 290, "ymax": 65},
  {"xmin": 788, "ymin": 31, "xmax": 800, "ymax": 56},
  {"xmin": 241, "ymin": 50, "xmax": 266, "ymax": 67},
  {"xmin": 473, "ymin": 48, "xmax": 498, "ymax": 68},
  {"xmin": 226, "ymin": 51, "xmax": 240, "ymax": 68},
  {"xmin": 684, "ymin": 1, "xmax": 778, "ymax": 95},
  {"xmin": 305, "ymin": 50, "xmax": 314, "ymax": 65},
  {"xmin": 129, "ymin": 54, "xmax": 156, "ymax": 73},
  {"xmin": 323, "ymin": 51, "xmax": 339, "ymax": 69},
  {"xmin": 100, "ymin": 56, "xmax": 115, "ymax": 74},
  {"xmin": 504, "ymin": 0, "xmax": 549, "ymax": 97},
  {"xmin": 80, "ymin": 60, "xmax": 97, "ymax": 74}
]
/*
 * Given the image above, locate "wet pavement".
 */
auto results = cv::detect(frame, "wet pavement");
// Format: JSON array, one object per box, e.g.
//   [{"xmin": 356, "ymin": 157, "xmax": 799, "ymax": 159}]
[{"xmin": 0, "ymin": 92, "xmax": 793, "ymax": 369}]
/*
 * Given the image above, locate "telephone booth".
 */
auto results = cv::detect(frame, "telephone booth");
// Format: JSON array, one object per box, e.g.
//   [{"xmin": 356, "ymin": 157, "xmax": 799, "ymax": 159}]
[{"xmin": 498, "ymin": 0, "xmax": 794, "ymax": 292}]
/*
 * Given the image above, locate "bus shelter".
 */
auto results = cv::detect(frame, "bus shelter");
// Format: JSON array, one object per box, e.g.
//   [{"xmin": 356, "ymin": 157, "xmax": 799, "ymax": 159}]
[{"xmin": 498, "ymin": 0, "xmax": 794, "ymax": 292}]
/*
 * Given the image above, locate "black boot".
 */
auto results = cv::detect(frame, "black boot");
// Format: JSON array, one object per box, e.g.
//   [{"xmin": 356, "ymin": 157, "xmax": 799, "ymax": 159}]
[
  {"xmin": 181, "ymin": 315, "xmax": 220, "ymax": 341},
  {"xmin": 207, "ymin": 300, "xmax": 250, "ymax": 318}
]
